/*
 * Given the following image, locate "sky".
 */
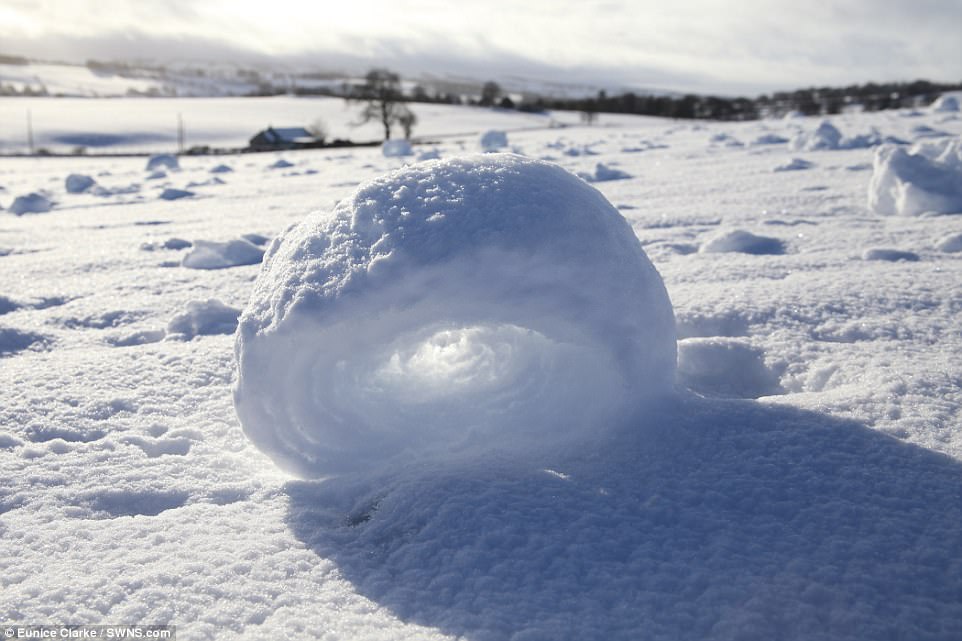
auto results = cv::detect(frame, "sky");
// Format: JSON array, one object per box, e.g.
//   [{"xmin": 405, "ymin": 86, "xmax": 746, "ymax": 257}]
[{"xmin": 2, "ymin": 0, "xmax": 961, "ymax": 95}]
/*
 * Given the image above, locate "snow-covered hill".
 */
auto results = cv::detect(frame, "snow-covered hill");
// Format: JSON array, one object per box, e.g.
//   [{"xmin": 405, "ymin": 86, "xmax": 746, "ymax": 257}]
[{"xmin": 1, "ymin": 100, "xmax": 961, "ymax": 640}]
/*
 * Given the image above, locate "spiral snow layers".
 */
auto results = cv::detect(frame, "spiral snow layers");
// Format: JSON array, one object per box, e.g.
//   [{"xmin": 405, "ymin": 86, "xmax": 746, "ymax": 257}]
[{"xmin": 233, "ymin": 154, "xmax": 676, "ymax": 477}]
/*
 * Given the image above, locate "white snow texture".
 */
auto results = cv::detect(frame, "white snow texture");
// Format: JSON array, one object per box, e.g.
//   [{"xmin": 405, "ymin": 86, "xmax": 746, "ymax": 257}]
[{"xmin": 234, "ymin": 154, "xmax": 676, "ymax": 477}]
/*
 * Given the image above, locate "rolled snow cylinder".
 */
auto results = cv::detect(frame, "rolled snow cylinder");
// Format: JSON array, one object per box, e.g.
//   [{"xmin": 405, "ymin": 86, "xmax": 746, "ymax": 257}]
[{"xmin": 233, "ymin": 153, "xmax": 676, "ymax": 477}]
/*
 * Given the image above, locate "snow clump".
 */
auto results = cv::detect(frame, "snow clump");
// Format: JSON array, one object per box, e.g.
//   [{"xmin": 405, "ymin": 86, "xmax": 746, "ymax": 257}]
[
  {"xmin": 677, "ymin": 338, "xmax": 781, "ymax": 398},
  {"xmin": 166, "ymin": 299, "xmax": 241, "ymax": 340},
  {"xmin": 159, "ymin": 188, "xmax": 194, "ymax": 201},
  {"xmin": 789, "ymin": 120, "xmax": 892, "ymax": 151},
  {"xmin": 790, "ymin": 121, "xmax": 842, "ymax": 151},
  {"xmin": 935, "ymin": 232, "xmax": 962, "ymax": 252},
  {"xmin": 774, "ymin": 158, "xmax": 814, "ymax": 172},
  {"xmin": 932, "ymin": 95, "xmax": 960, "ymax": 113},
  {"xmin": 753, "ymin": 133, "xmax": 789, "ymax": 145},
  {"xmin": 699, "ymin": 230, "xmax": 785, "ymax": 255},
  {"xmin": 578, "ymin": 163, "xmax": 632, "ymax": 182},
  {"xmin": 181, "ymin": 239, "xmax": 264, "ymax": 269},
  {"xmin": 146, "ymin": 154, "xmax": 179, "ymax": 171},
  {"xmin": 65, "ymin": 174, "xmax": 96, "ymax": 194},
  {"xmin": 862, "ymin": 248, "xmax": 920, "ymax": 262},
  {"xmin": 234, "ymin": 153, "xmax": 677, "ymax": 477},
  {"xmin": 382, "ymin": 140, "xmax": 414, "ymax": 157},
  {"xmin": 9, "ymin": 192, "xmax": 54, "ymax": 215},
  {"xmin": 479, "ymin": 130, "xmax": 508, "ymax": 152},
  {"xmin": 417, "ymin": 147, "xmax": 441, "ymax": 161},
  {"xmin": 868, "ymin": 138, "xmax": 962, "ymax": 216}
]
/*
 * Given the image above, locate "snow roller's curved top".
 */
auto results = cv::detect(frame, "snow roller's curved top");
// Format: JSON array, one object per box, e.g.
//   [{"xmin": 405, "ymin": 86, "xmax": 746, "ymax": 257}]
[{"xmin": 234, "ymin": 153, "xmax": 676, "ymax": 477}]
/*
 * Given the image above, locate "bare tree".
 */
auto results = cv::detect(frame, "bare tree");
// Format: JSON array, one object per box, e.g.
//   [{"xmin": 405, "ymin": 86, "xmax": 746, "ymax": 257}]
[
  {"xmin": 354, "ymin": 68, "xmax": 417, "ymax": 140},
  {"xmin": 306, "ymin": 117, "xmax": 328, "ymax": 143},
  {"xmin": 480, "ymin": 81, "xmax": 501, "ymax": 107}
]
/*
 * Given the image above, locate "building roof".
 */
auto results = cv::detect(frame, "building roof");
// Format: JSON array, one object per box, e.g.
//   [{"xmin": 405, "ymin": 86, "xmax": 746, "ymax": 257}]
[{"xmin": 259, "ymin": 127, "xmax": 316, "ymax": 144}]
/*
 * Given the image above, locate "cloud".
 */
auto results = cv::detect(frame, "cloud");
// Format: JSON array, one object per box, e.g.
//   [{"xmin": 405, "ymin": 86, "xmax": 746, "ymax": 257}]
[{"xmin": 2, "ymin": 0, "xmax": 960, "ymax": 95}]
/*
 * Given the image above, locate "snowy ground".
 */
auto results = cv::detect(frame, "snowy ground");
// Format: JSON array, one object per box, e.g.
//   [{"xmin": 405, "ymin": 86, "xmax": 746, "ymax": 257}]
[{"xmin": 1, "ymin": 103, "xmax": 961, "ymax": 640}]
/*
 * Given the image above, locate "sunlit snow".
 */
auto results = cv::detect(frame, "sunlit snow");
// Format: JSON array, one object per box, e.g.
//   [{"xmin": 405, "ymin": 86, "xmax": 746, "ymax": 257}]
[{"xmin": 1, "ymin": 98, "xmax": 961, "ymax": 640}]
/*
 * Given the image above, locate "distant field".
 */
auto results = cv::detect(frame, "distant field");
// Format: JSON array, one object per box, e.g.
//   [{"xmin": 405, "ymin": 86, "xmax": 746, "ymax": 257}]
[{"xmin": 0, "ymin": 96, "xmax": 657, "ymax": 154}]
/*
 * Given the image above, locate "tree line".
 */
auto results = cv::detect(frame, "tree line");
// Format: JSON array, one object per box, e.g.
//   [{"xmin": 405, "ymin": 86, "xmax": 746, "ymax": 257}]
[
  {"xmin": 330, "ymin": 71, "xmax": 962, "ymax": 142},
  {"xmin": 551, "ymin": 79, "xmax": 962, "ymax": 121}
]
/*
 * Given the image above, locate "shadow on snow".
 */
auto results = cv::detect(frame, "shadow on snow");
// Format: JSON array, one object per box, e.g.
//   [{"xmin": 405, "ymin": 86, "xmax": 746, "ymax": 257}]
[{"xmin": 285, "ymin": 393, "xmax": 962, "ymax": 641}]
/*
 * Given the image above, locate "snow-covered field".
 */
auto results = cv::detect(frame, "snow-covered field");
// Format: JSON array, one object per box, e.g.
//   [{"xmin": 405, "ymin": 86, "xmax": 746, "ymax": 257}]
[
  {"xmin": 2, "ymin": 100, "xmax": 962, "ymax": 640},
  {"xmin": 0, "ymin": 95, "xmax": 639, "ymax": 154}
]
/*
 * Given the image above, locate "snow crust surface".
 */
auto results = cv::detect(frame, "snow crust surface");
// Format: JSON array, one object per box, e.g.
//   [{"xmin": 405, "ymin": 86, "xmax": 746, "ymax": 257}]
[{"xmin": 2, "ymin": 103, "xmax": 962, "ymax": 641}]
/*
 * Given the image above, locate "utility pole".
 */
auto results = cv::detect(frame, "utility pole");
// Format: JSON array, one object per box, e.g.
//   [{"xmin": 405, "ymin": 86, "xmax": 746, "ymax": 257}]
[
  {"xmin": 177, "ymin": 113, "xmax": 185, "ymax": 153},
  {"xmin": 27, "ymin": 109, "xmax": 34, "ymax": 154}
]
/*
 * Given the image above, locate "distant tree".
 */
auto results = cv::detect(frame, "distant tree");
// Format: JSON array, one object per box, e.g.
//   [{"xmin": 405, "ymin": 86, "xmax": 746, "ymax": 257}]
[
  {"xmin": 498, "ymin": 95, "xmax": 515, "ymax": 109},
  {"xmin": 480, "ymin": 81, "xmax": 501, "ymax": 107},
  {"xmin": 580, "ymin": 99, "xmax": 598, "ymax": 124},
  {"xmin": 306, "ymin": 118, "xmax": 328, "ymax": 143},
  {"xmin": 353, "ymin": 68, "xmax": 417, "ymax": 140},
  {"xmin": 398, "ymin": 109, "xmax": 418, "ymax": 140},
  {"xmin": 411, "ymin": 84, "xmax": 430, "ymax": 102}
]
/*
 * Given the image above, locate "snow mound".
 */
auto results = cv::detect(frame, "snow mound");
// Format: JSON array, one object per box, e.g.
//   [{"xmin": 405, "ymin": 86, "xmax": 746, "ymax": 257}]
[
  {"xmin": 862, "ymin": 248, "xmax": 920, "ymax": 262},
  {"xmin": 699, "ymin": 230, "xmax": 785, "ymax": 255},
  {"xmin": 181, "ymin": 239, "xmax": 264, "ymax": 269},
  {"xmin": 789, "ymin": 121, "xmax": 890, "ymax": 151},
  {"xmin": 9, "ymin": 192, "xmax": 54, "ymax": 215},
  {"xmin": 912, "ymin": 124, "xmax": 951, "ymax": 139},
  {"xmin": 107, "ymin": 328, "xmax": 166, "ymax": 347},
  {"xmin": 578, "ymin": 163, "xmax": 632, "ymax": 182},
  {"xmin": 790, "ymin": 120, "xmax": 842, "ymax": 151},
  {"xmin": 479, "ymin": 130, "xmax": 508, "ymax": 152},
  {"xmin": 932, "ymin": 95, "xmax": 960, "ymax": 113},
  {"xmin": 159, "ymin": 188, "xmax": 194, "ymax": 201},
  {"xmin": 677, "ymin": 338, "xmax": 781, "ymax": 398},
  {"xmin": 164, "ymin": 237, "xmax": 191, "ymax": 250},
  {"xmin": 417, "ymin": 148, "xmax": 441, "ymax": 161},
  {"xmin": 65, "ymin": 174, "xmax": 96, "ymax": 194},
  {"xmin": 240, "ymin": 233, "xmax": 270, "ymax": 246},
  {"xmin": 382, "ymin": 140, "xmax": 414, "ymax": 157},
  {"xmin": 752, "ymin": 133, "xmax": 789, "ymax": 145},
  {"xmin": 774, "ymin": 158, "xmax": 814, "ymax": 172},
  {"xmin": 563, "ymin": 145, "xmax": 598, "ymax": 156},
  {"xmin": 166, "ymin": 299, "xmax": 241, "ymax": 340},
  {"xmin": 868, "ymin": 139, "xmax": 962, "ymax": 216},
  {"xmin": 146, "ymin": 170, "xmax": 167, "ymax": 180},
  {"xmin": 146, "ymin": 153, "xmax": 179, "ymax": 171},
  {"xmin": 709, "ymin": 133, "xmax": 743, "ymax": 147},
  {"xmin": 935, "ymin": 232, "xmax": 962, "ymax": 252},
  {"xmin": 234, "ymin": 153, "xmax": 676, "ymax": 477},
  {"xmin": 268, "ymin": 159, "xmax": 294, "ymax": 169},
  {"xmin": 186, "ymin": 177, "xmax": 225, "ymax": 188},
  {"xmin": 209, "ymin": 164, "xmax": 234, "ymax": 174}
]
